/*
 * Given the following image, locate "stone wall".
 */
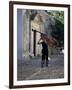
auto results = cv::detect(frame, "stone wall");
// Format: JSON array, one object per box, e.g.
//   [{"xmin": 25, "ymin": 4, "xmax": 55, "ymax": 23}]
[{"xmin": 31, "ymin": 10, "xmax": 57, "ymax": 56}]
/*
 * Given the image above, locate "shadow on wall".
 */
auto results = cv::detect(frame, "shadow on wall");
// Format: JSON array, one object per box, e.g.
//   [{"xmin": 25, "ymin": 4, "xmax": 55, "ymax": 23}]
[{"xmin": 17, "ymin": 9, "xmax": 23, "ymax": 60}]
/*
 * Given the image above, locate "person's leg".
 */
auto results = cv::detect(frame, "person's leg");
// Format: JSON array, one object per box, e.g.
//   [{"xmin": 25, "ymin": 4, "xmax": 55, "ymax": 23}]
[
  {"xmin": 41, "ymin": 54, "xmax": 45, "ymax": 67},
  {"xmin": 46, "ymin": 52, "xmax": 48, "ymax": 67}
]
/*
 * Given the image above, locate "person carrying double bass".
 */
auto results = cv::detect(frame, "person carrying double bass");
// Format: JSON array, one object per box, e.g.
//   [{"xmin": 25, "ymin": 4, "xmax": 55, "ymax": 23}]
[{"xmin": 37, "ymin": 34, "xmax": 49, "ymax": 68}]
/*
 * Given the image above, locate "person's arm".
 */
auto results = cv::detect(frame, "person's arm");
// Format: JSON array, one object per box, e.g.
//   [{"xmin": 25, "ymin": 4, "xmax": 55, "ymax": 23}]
[{"xmin": 37, "ymin": 38, "xmax": 42, "ymax": 44}]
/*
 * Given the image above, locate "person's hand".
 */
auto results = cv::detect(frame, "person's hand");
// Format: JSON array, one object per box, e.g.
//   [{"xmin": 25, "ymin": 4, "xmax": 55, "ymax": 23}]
[{"xmin": 37, "ymin": 42, "xmax": 39, "ymax": 44}]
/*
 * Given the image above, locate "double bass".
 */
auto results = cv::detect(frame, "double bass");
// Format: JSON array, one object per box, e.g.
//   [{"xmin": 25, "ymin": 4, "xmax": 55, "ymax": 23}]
[{"xmin": 32, "ymin": 29, "xmax": 59, "ymax": 47}]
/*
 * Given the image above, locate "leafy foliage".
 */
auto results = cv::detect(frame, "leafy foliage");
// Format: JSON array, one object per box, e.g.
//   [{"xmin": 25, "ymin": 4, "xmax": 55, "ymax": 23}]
[{"xmin": 47, "ymin": 11, "xmax": 64, "ymax": 47}]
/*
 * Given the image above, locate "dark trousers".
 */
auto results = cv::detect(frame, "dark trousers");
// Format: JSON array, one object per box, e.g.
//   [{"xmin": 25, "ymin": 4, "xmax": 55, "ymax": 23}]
[{"xmin": 41, "ymin": 52, "xmax": 48, "ymax": 67}]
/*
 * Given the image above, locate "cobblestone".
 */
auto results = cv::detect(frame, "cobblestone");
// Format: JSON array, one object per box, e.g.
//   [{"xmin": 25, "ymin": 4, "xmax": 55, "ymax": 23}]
[{"xmin": 17, "ymin": 54, "xmax": 64, "ymax": 80}]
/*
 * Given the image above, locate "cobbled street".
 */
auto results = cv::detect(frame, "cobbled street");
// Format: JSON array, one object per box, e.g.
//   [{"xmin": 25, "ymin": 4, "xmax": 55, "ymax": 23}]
[{"xmin": 17, "ymin": 54, "xmax": 64, "ymax": 81}]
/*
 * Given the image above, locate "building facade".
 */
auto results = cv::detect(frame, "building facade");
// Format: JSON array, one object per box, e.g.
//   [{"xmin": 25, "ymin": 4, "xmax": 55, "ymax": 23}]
[{"xmin": 17, "ymin": 9, "xmax": 59, "ymax": 61}]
